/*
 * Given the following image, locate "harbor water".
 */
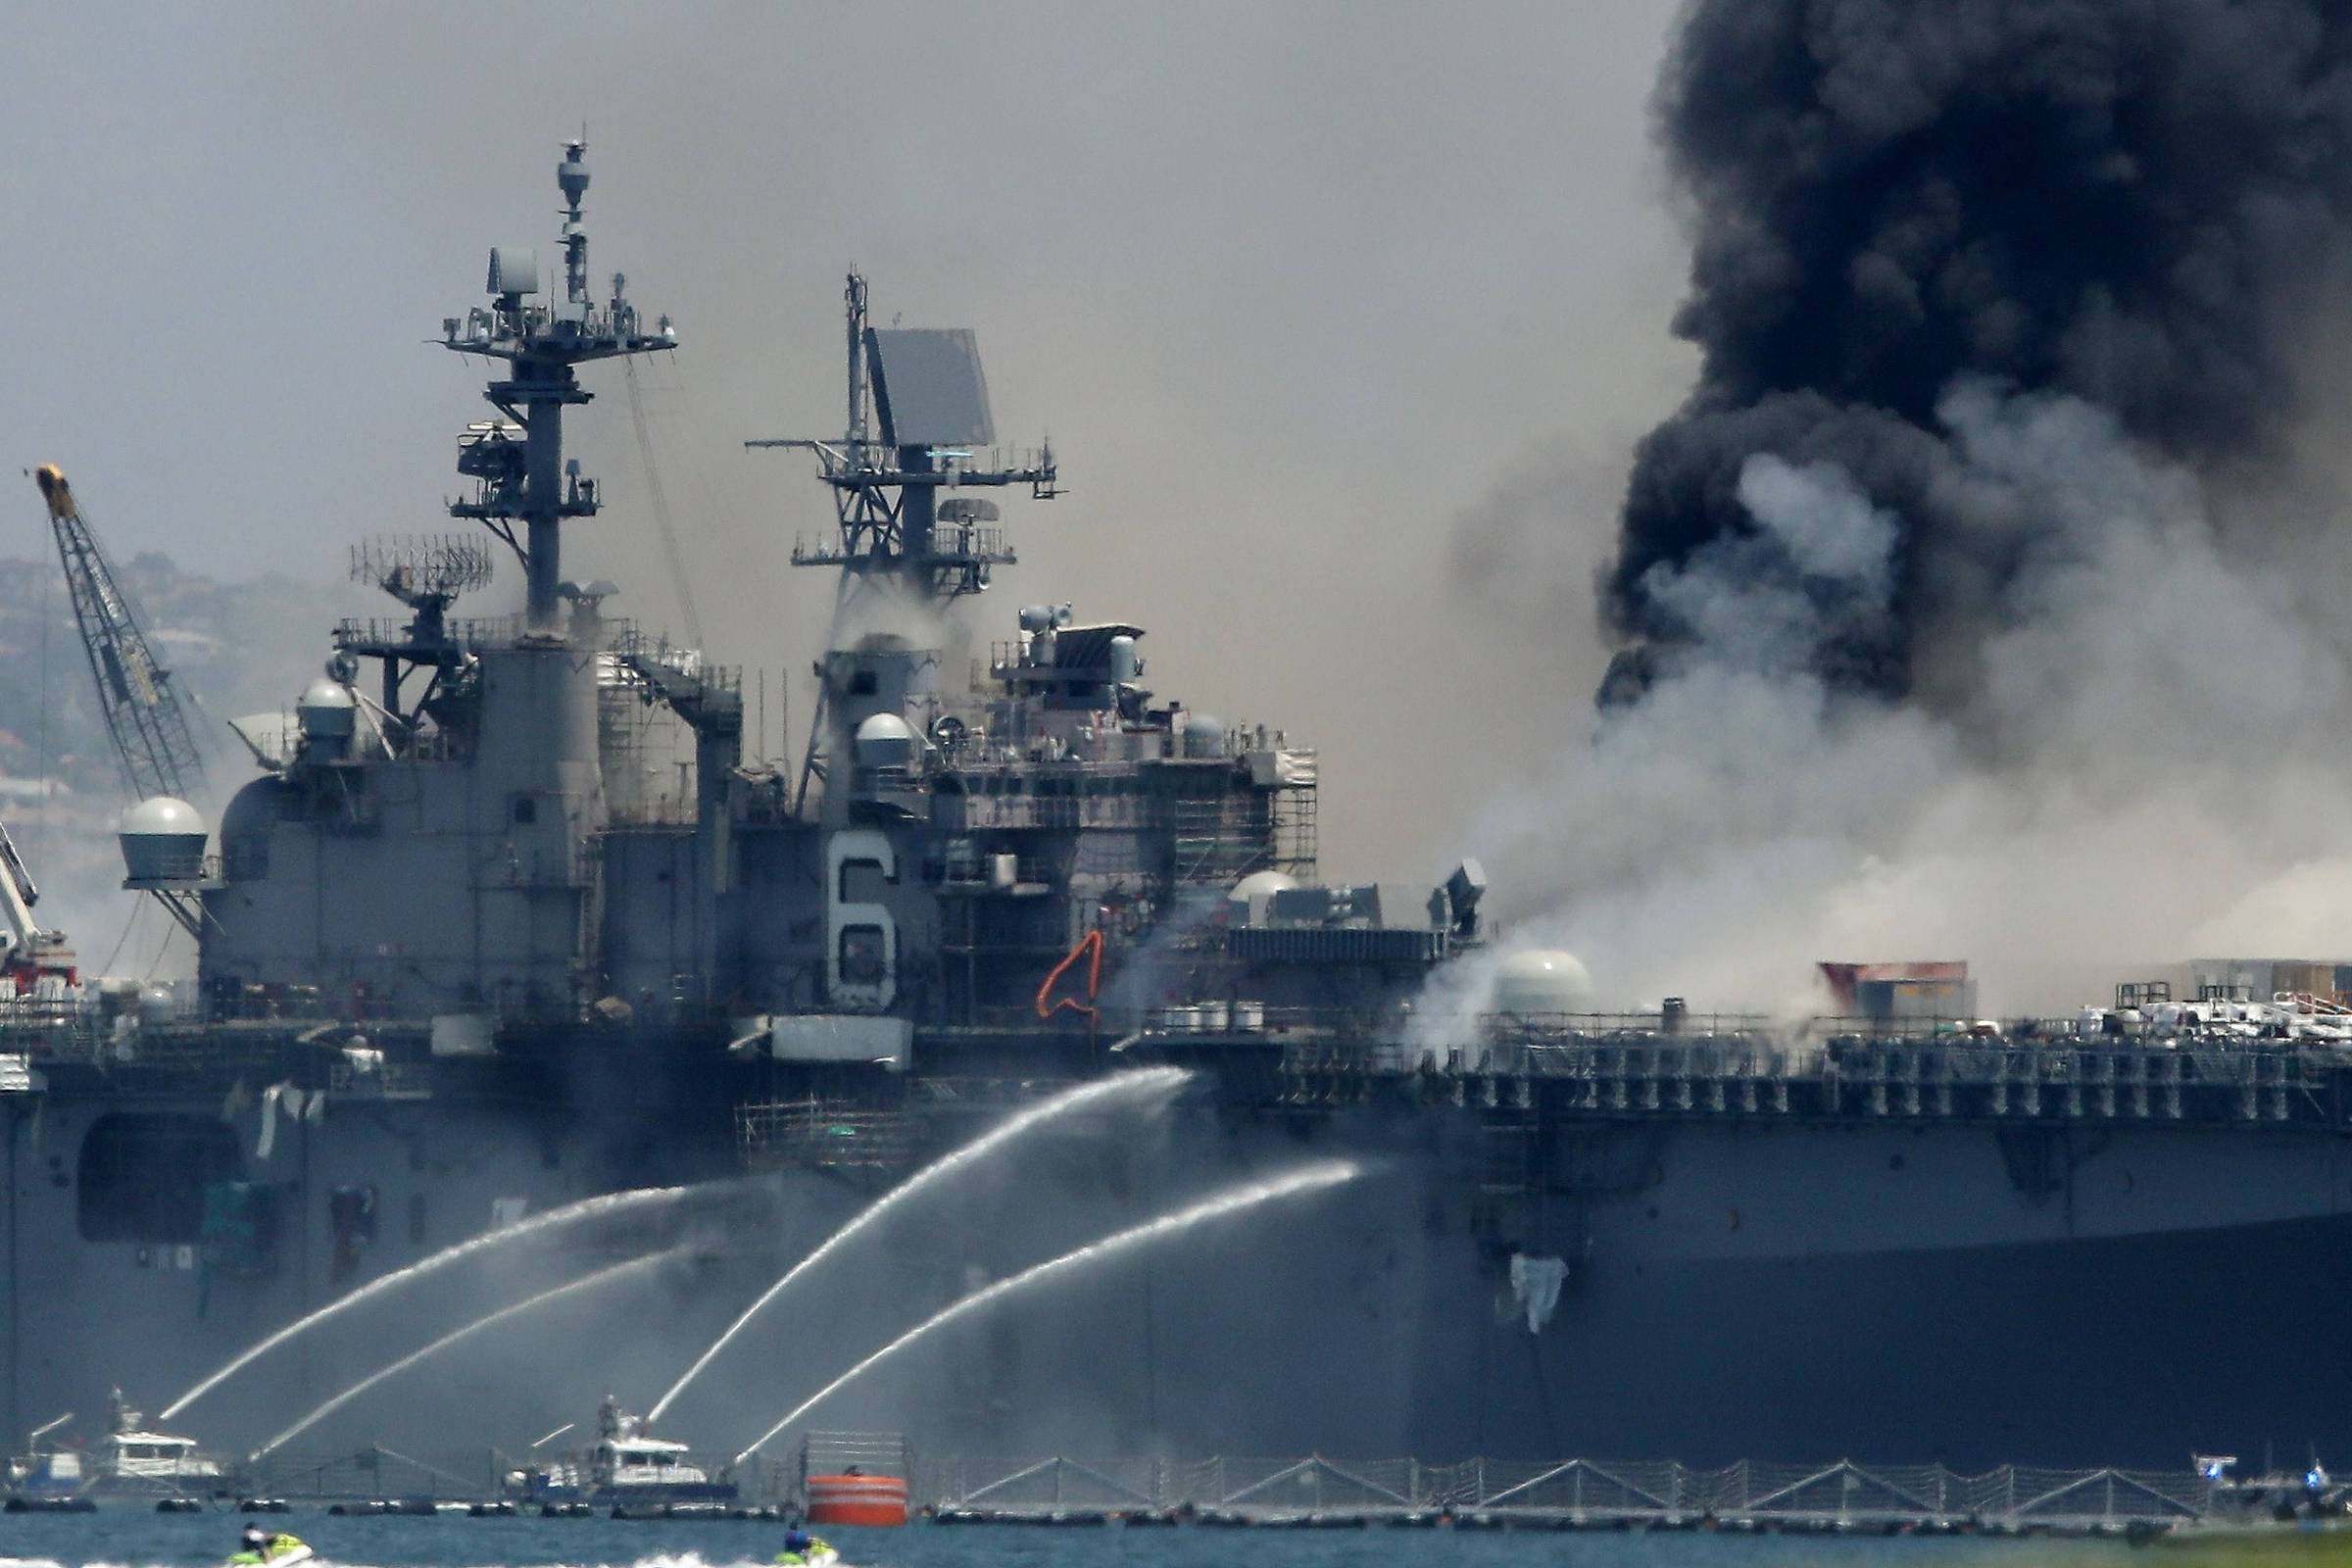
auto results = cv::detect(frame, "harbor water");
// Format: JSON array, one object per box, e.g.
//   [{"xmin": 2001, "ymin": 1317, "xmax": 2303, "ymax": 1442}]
[{"xmin": 0, "ymin": 1507, "xmax": 2104, "ymax": 1568}]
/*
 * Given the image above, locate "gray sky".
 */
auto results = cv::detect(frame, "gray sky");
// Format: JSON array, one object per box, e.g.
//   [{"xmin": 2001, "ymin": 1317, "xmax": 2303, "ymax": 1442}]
[{"xmin": 0, "ymin": 2, "xmax": 1694, "ymax": 891}]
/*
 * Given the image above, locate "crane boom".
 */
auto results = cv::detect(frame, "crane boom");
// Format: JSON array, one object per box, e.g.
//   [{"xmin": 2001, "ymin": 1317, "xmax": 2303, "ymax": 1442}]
[
  {"xmin": 0, "ymin": 816, "xmax": 74, "ymax": 991},
  {"xmin": 31, "ymin": 466, "xmax": 207, "ymax": 803}
]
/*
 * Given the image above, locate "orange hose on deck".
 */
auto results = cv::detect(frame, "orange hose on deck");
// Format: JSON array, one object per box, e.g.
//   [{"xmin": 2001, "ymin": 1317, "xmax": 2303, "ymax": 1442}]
[{"xmin": 1035, "ymin": 927, "xmax": 1104, "ymax": 1019}]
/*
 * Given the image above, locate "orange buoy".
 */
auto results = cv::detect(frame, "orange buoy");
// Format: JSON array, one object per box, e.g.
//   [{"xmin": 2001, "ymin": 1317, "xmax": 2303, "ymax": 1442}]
[{"xmin": 806, "ymin": 1473, "xmax": 908, "ymax": 1527}]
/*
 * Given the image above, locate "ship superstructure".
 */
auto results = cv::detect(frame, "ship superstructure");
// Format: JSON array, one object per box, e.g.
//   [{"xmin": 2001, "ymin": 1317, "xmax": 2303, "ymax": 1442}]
[{"xmin": 7, "ymin": 143, "xmax": 2352, "ymax": 1478}]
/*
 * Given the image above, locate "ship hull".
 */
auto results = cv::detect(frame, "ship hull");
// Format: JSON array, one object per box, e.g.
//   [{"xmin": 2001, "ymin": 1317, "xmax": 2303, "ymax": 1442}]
[
  {"xmin": 1414, "ymin": 1206, "xmax": 2352, "ymax": 1471},
  {"xmin": 7, "ymin": 1075, "xmax": 2350, "ymax": 1475}
]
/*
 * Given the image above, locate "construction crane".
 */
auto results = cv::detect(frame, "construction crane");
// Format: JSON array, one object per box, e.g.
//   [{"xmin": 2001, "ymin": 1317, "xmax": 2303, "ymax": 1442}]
[
  {"xmin": 0, "ymin": 816, "xmax": 75, "ymax": 998},
  {"xmin": 30, "ymin": 466, "xmax": 208, "ymax": 804}
]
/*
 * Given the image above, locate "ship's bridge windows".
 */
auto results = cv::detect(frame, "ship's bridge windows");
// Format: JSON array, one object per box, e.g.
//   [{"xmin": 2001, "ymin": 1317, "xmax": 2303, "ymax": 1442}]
[{"xmin": 76, "ymin": 1114, "xmax": 245, "ymax": 1244}]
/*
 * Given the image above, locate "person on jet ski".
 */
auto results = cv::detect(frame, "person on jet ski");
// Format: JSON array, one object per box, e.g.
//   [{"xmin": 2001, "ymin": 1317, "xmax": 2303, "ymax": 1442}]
[
  {"xmin": 775, "ymin": 1529, "xmax": 832, "ymax": 1565},
  {"xmin": 233, "ymin": 1529, "xmax": 306, "ymax": 1566}
]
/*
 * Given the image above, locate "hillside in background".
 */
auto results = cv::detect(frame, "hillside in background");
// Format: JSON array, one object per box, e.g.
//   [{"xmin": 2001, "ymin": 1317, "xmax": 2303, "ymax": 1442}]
[{"xmin": 0, "ymin": 551, "xmax": 369, "ymax": 973}]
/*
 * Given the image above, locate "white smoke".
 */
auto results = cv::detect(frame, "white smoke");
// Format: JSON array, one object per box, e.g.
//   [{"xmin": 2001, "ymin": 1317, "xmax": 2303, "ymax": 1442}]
[
  {"xmin": 1640, "ymin": 453, "xmax": 1902, "ymax": 677},
  {"xmin": 1453, "ymin": 380, "xmax": 2352, "ymax": 1017}
]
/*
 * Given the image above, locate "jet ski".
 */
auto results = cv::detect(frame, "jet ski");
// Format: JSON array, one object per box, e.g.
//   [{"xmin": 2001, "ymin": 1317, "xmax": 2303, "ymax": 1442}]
[
  {"xmin": 228, "ymin": 1535, "xmax": 312, "ymax": 1568},
  {"xmin": 774, "ymin": 1539, "xmax": 839, "ymax": 1568}
]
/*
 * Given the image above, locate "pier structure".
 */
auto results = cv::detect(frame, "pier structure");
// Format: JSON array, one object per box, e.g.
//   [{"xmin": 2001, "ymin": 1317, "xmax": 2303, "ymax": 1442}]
[
  {"xmin": 921, "ymin": 1452, "xmax": 2227, "ymax": 1536},
  {"xmin": 213, "ymin": 1446, "xmax": 2246, "ymax": 1538}
]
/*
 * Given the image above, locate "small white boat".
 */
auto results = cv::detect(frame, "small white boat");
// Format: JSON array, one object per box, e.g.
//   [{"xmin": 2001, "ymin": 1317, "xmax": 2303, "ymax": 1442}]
[
  {"xmin": 95, "ymin": 1389, "xmax": 224, "ymax": 1493},
  {"xmin": 505, "ymin": 1396, "xmax": 737, "ymax": 1506},
  {"xmin": 7, "ymin": 1391, "xmax": 224, "ymax": 1499}
]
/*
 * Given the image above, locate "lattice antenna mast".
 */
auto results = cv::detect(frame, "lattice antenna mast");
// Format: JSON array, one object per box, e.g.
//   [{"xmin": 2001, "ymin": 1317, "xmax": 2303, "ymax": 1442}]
[
  {"xmin": 440, "ymin": 139, "xmax": 675, "ymax": 631},
  {"xmin": 30, "ymin": 466, "xmax": 208, "ymax": 804},
  {"xmin": 339, "ymin": 534, "xmax": 496, "ymax": 735},
  {"xmin": 352, "ymin": 535, "xmax": 493, "ymax": 634},
  {"xmin": 747, "ymin": 270, "xmax": 1060, "ymax": 606}
]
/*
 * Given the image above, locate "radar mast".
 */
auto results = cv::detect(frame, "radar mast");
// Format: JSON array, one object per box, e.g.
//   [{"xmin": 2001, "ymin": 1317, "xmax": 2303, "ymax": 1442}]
[
  {"xmin": 749, "ymin": 273, "xmax": 1058, "ymax": 806},
  {"xmin": 440, "ymin": 139, "xmax": 676, "ymax": 631},
  {"xmin": 749, "ymin": 271, "xmax": 1058, "ymax": 604}
]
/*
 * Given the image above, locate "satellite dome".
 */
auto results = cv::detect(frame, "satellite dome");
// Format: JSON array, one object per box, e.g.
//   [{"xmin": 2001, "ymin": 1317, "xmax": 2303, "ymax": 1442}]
[
  {"xmin": 118, "ymin": 797, "xmax": 207, "ymax": 887},
  {"xmin": 118, "ymin": 796, "xmax": 204, "ymax": 838},
  {"xmin": 1227, "ymin": 870, "xmax": 1299, "ymax": 906},
  {"xmin": 1493, "ymin": 949, "xmax": 1593, "ymax": 1016},
  {"xmin": 298, "ymin": 678, "xmax": 357, "ymax": 740},
  {"xmin": 1181, "ymin": 712, "xmax": 1227, "ymax": 760},
  {"xmin": 1226, "ymin": 869, "xmax": 1299, "ymax": 927},
  {"xmin": 853, "ymin": 711, "xmax": 918, "ymax": 769}
]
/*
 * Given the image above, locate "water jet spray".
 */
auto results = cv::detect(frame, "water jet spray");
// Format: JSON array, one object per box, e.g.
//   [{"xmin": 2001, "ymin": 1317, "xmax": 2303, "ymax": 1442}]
[
  {"xmin": 650, "ymin": 1066, "xmax": 1188, "ymax": 1423},
  {"xmin": 732, "ymin": 1158, "xmax": 1358, "ymax": 1464}
]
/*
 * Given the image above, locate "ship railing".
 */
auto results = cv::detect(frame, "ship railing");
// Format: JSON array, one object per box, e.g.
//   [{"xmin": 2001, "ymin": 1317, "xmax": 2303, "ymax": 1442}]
[
  {"xmin": 120, "ymin": 848, "xmax": 220, "ymax": 883},
  {"xmin": 332, "ymin": 614, "xmax": 524, "ymax": 653},
  {"xmin": 1812, "ymin": 1012, "xmax": 2352, "ymax": 1049},
  {"xmin": 1260, "ymin": 1022, "xmax": 2343, "ymax": 1124},
  {"xmin": 940, "ymin": 796, "xmax": 1160, "ymax": 831},
  {"xmin": 1505, "ymin": 1038, "xmax": 1804, "ymax": 1081},
  {"xmin": 787, "ymin": 527, "xmax": 1016, "ymax": 569},
  {"xmin": 0, "ymin": 998, "xmax": 101, "ymax": 1037},
  {"xmin": 1135, "ymin": 1005, "xmax": 1781, "ymax": 1050},
  {"xmin": 1152, "ymin": 1004, "xmax": 1380, "ymax": 1036},
  {"xmin": 736, "ymin": 1099, "xmax": 910, "ymax": 1172},
  {"xmin": 1244, "ymin": 1005, "xmax": 2352, "ymax": 1058},
  {"xmin": 87, "ymin": 1027, "xmax": 302, "ymax": 1079},
  {"xmin": 1282, "ymin": 1039, "xmax": 1420, "ymax": 1076},
  {"xmin": 606, "ymin": 795, "xmax": 700, "ymax": 828},
  {"xmin": 946, "ymin": 1006, "xmax": 1114, "ymax": 1037},
  {"xmin": 608, "ymin": 623, "xmax": 743, "ymax": 696},
  {"xmin": 1486, "ymin": 1009, "xmax": 1780, "ymax": 1040},
  {"xmin": 932, "ymin": 853, "xmax": 1054, "ymax": 890}
]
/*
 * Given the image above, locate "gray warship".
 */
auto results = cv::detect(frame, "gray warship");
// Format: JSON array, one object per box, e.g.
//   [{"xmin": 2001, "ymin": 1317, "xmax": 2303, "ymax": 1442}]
[{"xmin": 7, "ymin": 143, "xmax": 2352, "ymax": 1477}]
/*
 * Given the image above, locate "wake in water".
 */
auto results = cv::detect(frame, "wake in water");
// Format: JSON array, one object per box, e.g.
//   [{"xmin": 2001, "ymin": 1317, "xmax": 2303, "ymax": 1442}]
[
  {"xmin": 734, "ymin": 1158, "xmax": 1360, "ymax": 1462},
  {"xmin": 650, "ymin": 1067, "xmax": 1189, "ymax": 1422}
]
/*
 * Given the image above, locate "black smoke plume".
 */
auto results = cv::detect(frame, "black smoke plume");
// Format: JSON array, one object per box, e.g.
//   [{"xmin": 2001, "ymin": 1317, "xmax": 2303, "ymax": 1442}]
[{"xmin": 1604, "ymin": 0, "xmax": 2352, "ymax": 707}]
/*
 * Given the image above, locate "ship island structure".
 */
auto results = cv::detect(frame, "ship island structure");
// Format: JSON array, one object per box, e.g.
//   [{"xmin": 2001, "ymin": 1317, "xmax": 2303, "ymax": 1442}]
[{"xmin": 5, "ymin": 144, "xmax": 2352, "ymax": 1481}]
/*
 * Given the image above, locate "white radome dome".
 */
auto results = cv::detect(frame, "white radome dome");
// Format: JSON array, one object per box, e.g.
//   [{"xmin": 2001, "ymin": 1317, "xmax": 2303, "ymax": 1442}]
[
  {"xmin": 118, "ymin": 796, "xmax": 208, "ymax": 886},
  {"xmin": 1493, "ymin": 949, "xmax": 1593, "ymax": 1015},
  {"xmin": 118, "ymin": 796, "xmax": 205, "ymax": 837},
  {"xmin": 299, "ymin": 677, "xmax": 355, "ymax": 710},
  {"xmin": 853, "ymin": 711, "xmax": 918, "ymax": 769},
  {"xmin": 1227, "ymin": 869, "xmax": 1299, "ymax": 906},
  {"xmin": 298, "ymin": 677, "xmax": 358, "ymax": 743}
]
